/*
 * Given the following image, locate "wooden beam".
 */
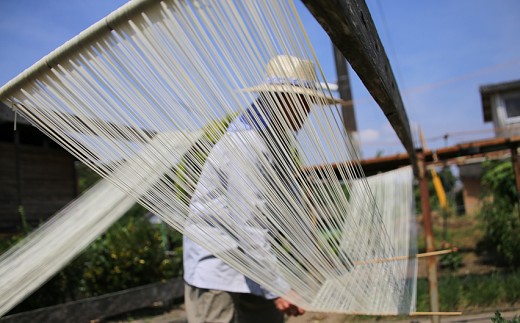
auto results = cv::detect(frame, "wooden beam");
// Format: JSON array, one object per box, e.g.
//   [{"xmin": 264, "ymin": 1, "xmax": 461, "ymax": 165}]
[
  {"xmin": 302, "ymin": 0, "xmax": 417, "ymax": 173},
  {"xmin": 303, "ymin": 136, "xmax": 520, "ymax": 180}
]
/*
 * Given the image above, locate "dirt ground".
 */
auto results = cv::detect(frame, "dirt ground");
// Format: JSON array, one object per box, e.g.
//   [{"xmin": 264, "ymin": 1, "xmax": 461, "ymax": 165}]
[
  {"xmin": 125, "ymin": 304, "xmax": 520, "ymax": 323},
  {"xmin": 287, "ymin": 309, "xmax": 520, "ymax": 323}
]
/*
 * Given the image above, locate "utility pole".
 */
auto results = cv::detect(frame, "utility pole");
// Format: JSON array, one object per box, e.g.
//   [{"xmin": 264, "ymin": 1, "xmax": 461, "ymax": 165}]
[{"xmin": 333, "ymin": 46, "xmax": 361, "ymax": 157}]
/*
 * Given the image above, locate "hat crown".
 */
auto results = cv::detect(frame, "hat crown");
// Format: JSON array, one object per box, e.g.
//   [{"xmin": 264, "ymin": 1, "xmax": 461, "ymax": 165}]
[
  {"xmin": 241, "ymin": 55, "xmax": 341, "ymax": 105},
  {"xmin": 265, "ymin": 55, "xmax": 317, "ymax": 84}
]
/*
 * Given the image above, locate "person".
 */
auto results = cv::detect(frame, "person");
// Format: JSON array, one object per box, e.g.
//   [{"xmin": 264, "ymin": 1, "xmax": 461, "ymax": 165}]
[{"xmin": 183, "ymin": 55, "xmax": 341, "ymax": 323}]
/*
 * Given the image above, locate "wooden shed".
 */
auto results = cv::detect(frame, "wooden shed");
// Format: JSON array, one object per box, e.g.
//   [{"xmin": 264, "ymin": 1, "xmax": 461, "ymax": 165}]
[{"xmin": 0, "ymin": 102, "xmax": 77, "ymax": 234}]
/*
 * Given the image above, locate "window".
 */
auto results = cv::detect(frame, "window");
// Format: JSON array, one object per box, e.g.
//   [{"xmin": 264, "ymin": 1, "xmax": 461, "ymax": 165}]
[
  {"xmin": 498, "ymin": 92, "xmax": 520, "ymax": 125},
  {"xmin": 504, "ymin": 94, "xmax": 520, "ymax": 119}
]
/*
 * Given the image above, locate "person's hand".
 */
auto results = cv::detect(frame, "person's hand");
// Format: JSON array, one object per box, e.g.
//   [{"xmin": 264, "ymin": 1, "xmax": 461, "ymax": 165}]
[{"xmin": 273, "ymin": 297, "xmax": 305, "ymax": 317}]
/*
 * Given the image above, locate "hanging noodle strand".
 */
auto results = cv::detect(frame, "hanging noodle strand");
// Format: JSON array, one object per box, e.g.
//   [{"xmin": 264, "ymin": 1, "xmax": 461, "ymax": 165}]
[{"xmin": 0, "ymin": 0, "xmax": 417, "ymax": 316}]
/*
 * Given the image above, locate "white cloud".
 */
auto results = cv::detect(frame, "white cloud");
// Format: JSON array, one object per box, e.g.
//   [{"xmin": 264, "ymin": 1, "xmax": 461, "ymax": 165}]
[{"xmin": 359, "ymin": 128, "xmax": 380, "ymax": 142}]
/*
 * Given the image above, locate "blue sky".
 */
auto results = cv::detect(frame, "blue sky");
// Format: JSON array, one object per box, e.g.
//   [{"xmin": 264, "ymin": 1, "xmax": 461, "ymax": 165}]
[{"xmin": 1, "ymin": 0, "xmax": 520, "ymax": 158}]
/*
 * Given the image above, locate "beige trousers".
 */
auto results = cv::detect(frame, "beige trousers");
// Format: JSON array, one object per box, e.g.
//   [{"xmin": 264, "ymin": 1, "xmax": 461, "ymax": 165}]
[{"xmin": 184, "ymin": 283, "xmax": 284, "ymax": 323}]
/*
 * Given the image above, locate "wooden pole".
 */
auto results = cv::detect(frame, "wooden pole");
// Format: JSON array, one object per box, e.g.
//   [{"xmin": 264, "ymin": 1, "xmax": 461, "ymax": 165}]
[
  {"xmin": 417, "ymin": 149, "xmax": 440, "ymax": 323},
  {"xmin": 419, "ymin": 128, "xmax": 450, "ymax": 240}
]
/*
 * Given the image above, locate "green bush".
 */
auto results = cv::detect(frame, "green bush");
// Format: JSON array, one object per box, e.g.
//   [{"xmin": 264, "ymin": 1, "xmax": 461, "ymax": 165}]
[
  {"xmin": 439, "ymin": 243, "xmax": 463, "ymax": 270},
  {"xmin": 481, "ymin": 161, "xmax": 517, "ymax": 203},
  {"xmin": 492, "ymin": 311, "xmax": 520, "ymax": 323},
  {"xmin": 439, "ymin": 253, "xmax": 463, "ymax": 270},
  {"xmin": 7, "ymin": 205, "xmax": 182, "ymax": 315},
  {"xmin": 478, "ymin": 160, "xmax": 520, "ymax": 268},
  {"xmin": 478, "ymin": 201, "xmax": 520, "ymax": 267},
  {"xmin": 80, "ymin": 209, "xmax": 182, "ymax": 296}
]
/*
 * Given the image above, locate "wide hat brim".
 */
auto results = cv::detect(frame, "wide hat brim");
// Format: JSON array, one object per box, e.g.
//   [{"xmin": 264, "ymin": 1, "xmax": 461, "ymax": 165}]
[{"xmin": 242, "ymin": 83, "xmax": 344, "ymax": 105}]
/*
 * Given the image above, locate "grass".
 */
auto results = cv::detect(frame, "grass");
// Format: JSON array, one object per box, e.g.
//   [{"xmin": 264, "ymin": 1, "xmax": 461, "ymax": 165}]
[
  {"xmin": 414, "ymin": 206, "xmax": 520, "ymax": 314},
  {"xmin": 416, "ymin": 212, "xmax": 483, "ymax": 252},
  {"xmin": 416, "ymin": 270, "xmax": 520, "ymax": 312}
]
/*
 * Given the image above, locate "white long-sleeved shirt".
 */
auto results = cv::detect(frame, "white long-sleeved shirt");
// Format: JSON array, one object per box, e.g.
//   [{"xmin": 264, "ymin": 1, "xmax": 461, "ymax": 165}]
[{"xmin": 183, "ymin": 111, "xmax": 289, "ymax": 299}]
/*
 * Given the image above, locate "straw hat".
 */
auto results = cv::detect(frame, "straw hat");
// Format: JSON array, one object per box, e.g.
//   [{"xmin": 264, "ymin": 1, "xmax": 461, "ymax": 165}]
[{"xmin": 242, "ymin": 55, "xmax": 343, "ymax": 105}]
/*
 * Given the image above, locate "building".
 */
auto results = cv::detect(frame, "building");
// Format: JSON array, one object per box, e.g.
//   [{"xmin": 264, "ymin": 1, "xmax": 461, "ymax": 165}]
[
  {"xmin": 0, "ymin": 102, "xmax": 77, "ymax": 234},
  {"xmin": 481, "ymin": 79, "xmax": 520, "ymax": 138},
  {"xmin": 457, "ymin": 79, "xmax": 520, "ymax": 215}
]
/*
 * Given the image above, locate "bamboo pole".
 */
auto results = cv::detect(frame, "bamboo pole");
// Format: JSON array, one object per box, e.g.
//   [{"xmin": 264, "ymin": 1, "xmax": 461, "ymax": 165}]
[
  {"xmin": 353, "ymin": 249, "xmax": 456, "ymax": 265},
  {"xmin": 411, "ymin": 312, "xmax": 462, "ymax": 316},
  {"xmin": 323, "ymin": 310, "xmax": 462, "ymax": 316},
  {"xmin": 416, "ymin": 249, "xmax": 455, "ymax": 258}
]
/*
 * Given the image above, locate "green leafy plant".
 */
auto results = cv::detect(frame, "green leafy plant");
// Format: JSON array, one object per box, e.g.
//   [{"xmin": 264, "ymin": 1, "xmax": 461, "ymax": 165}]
[
  {"xmin": 492, "ymin": 311, "xmax": 520, "ymax": 323},
  {"xmin": 439, "ymin": 250, "xmax": 463, "ymax": 271},
  {"xmin": 481, "ymin": 161, "xmax": 517, "ymax": 203},
  {"xmin": 80, "ymin": 207, "xmax": 182, "ymax": 296},
  {"xmin": 7, "ymin": 207, "xmax": 183, "ymax": 315},
  {"xmin": 478, "ymin": 160, "xmax": 520, "ymax": 267}
]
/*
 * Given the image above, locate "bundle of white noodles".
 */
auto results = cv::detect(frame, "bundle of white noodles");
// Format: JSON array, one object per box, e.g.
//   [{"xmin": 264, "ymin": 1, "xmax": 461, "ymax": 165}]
[{"xmin": 0, "ymin": 0, "xmax": 417, "ymax": 316}]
